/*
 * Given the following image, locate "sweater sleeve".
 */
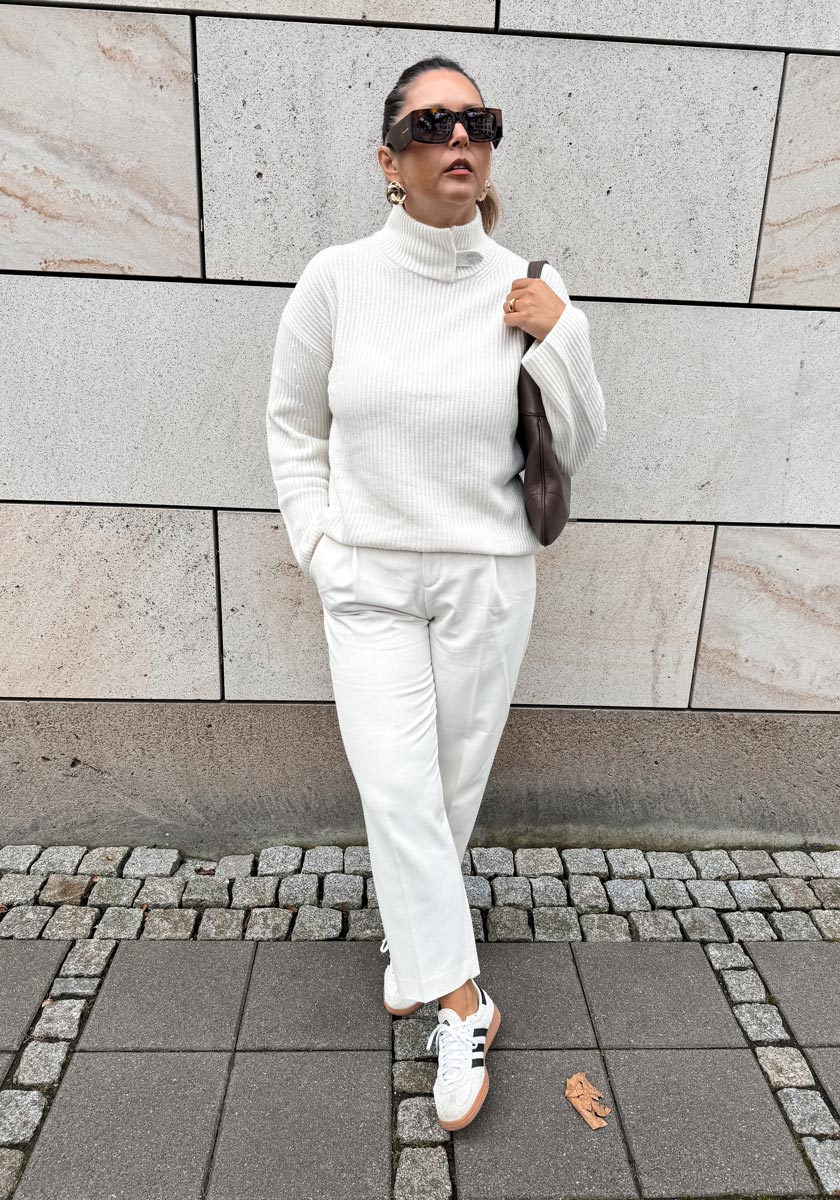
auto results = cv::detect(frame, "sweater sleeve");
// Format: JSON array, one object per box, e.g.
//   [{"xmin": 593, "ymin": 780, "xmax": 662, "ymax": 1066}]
[
  {"xmin": 265, "ymin": 249, "xmax": 336, "ymax": 577},
  {"xmin": 519, "ymin": 261, "xmax": 608, "ymax": 477}
]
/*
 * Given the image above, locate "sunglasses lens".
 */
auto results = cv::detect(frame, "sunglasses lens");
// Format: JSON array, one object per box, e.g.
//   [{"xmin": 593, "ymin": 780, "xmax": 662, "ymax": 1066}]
[{"xmin": 465, "ymin": 109, "xmax": 496, "ymax": 140}]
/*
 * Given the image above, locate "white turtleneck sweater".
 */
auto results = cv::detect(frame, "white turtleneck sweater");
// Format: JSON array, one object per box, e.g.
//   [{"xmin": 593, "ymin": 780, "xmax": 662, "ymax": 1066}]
[{"xmin": 266, "ymin": 201, "xmax": 607, "ymax": 578}]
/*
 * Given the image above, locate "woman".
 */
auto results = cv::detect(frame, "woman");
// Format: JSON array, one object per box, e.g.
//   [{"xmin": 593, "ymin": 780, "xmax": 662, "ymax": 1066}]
[{"xmin": 265, "ymin": 55, "xmax": 607, "ymax": 1130}]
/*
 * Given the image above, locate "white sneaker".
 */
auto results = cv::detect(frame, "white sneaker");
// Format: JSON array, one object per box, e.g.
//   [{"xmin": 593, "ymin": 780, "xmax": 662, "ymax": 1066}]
[
  {"xmin": 426, "ymin": 979, "xmax": 501, "ymax": 1130},
  {"xmin": 380, "ymin": 937, "xmax": 423, "ymax": 1016}
]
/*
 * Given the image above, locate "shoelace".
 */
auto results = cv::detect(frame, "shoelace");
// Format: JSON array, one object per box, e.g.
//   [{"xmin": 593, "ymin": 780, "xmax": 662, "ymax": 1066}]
[{"xmin": 426, "ymin": 1020, "xmax": 478, "ymax": 1086}]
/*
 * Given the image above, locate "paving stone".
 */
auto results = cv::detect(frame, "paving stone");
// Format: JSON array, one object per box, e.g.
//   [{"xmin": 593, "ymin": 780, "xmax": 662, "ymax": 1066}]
[
  {"xmin": 393, "ymin": 1016, "xmax": 438, "ymax": 1062},
  {"xmin": 394, "ymin": 1145, "xmax": 451, "ymax": 1200},
  {"xmin": 721, "ymin": 911, "xmax": 777, "ymax": 940},
  {"xmin": 579, "ymin": 913, "xmax": 631, "ymax": 941},
  {"xmin": 755, "ymin": 1045, "xmax": 815, "ymax": 1087},
  {"xmin": 470, "ymin": 907, "xmax": 485, "ymax": 941},
  {"xmin": 345, "ymin": 909, "xmax": 384, "ymax": 941},
  {"xmin": 134, "ymin": 876, "xmax": 186, "ymax": 908},
  {"xmin": 366, "ymin": 876, "xmax": 378, "ymax": 908},
  {"xmin": 301, "ymin": 845, "xmax": 344, "ymax": 874},
  {"xmin": 182, "ymin": 877, "xmax": 230, "ymax": 910},
  {"xmin": 628, "ymin": 910, "xmax": 683, "ymax": 940},
  {"xmin": 530, "ymin": 875, "xmax": 567, "ymax": 906},
  {"xmin": 732, "ymin": 1002, "xmax": 789, "ymax": 1042},
  {"xmin": 486, "ymin": 906, "xmax": 531, "ymax": 941},
  {"xmin": 49, "ymin": 977, "xmax": 99, "ymax": 999},
  {"xmin": 174, "ymin": 858, "xmax": 218, "ymax": 878},
  {"xmin": 705, "ymin": 942, "xmax": 753, "ymax": 970},
  {"xmin": 746, "ymin": 942, "xmax": 840, "ymax": 1044},
  {"xmin": 0, "ymin": 875, "xmax": 47, "ymax": 907},
  {"xmin": 605, "ymin": 1048, "xmax": 814, "ymax": 1197},
  {"xmin": 40, "ymin": 906, "xmax": 98, "ymax": 940},
  {"xmin": 231, "ymin": 876, "xmax": 278, "ymax": 909},
  {"xmin": 804, "ymin": 1046, "xmax": 840, "ymax": 1114},
  {"xmin": 397, "ymin": 1095, "xmax": 449, "ymax": 1145},
  {"xmin": 770, "ymin": 911, "xmax": 823, "ymax": 940},
  {"xmin": 646, "ymin": 851, "xmax": 697, "ymax": 879},
  {"xmin": 141, "ymin": 909, "xmax": 198, "ymax": 939},
  {"xmin": 0, "ymin": 1089, "xmax": 46, "ymax": 1145},
  {"xmin": 461, "ymin": 848, "xmax": 472, "ymax": 875},
  {"xmin": 777, "ymin": 1086, "xmax": 840, "ymax": 1135},
  {"xmin": 0, "ymin": 907, "xmax": 53, "ymax": 938},
  {"xmin": 812, "ymin": 878, "xmax": 840, "ymax": 907},
  {"xmin": 0, "ymin": 846, "xmax": 40, "ymax": 873},
  {"xmin": 278, "ymin": 874, "xmax": 319, "ymax": 908},
  {"xmin": 730, "ymin": 878, "xmax": 781, "ymax": 910},
  {"xmin": 196, "ymin": 909, "xmax": 244, "ymax": 939},
  {"xmin": 38, "ymin": 875, "xmax": 90, "ymax": 906},
  {"xmin": 767, "ymin": 876, "xmax": 821, "ymax": 908},
  {"xmin": 0, "ymin": 1147, "xmax": 24, "ymax": 1196},
  {"xmin": 463, "ymin": 875, "xmax": 492, "ymax": 909},
  {"xmin": 243, "ymin": 908, "xmax": 293, "ymax": 940},
  {"xmin": 730, "ymin": 849, "xmax": 780, "ymax": 878},
  {"xmin": 722, "ymin": 968, "xmax": 766, "ymax": 1002},
  {"xmin": 87, "ymin": 876, "xmax": 141, "ymax": 907},
  {"xmin": 644, "ymin": 877, "xmax": 691, "ymax": 907},
  {"xmin": 490, "ymin": 876, "xmax": 532, "ymax": 908},
  {"xmin": 605, "ymin": 848, "xmax": 651, "ymax": 878},
  {"xmin": 801, "ymin": 1136, "xmax": 840, "ymax": 1195},
  {"xmin": 76, "ymin": 847, "xmax": 130, "ymax": 876},
  {"xmin": 122, "ymin": 847, "xmax": 179, "ymax": 878},
  {"xmin": 322, "ymin": 872, "xmax": 364, "ymax": 911},
  {"xmin": 290, "ymin": 905, "xmax": 342, "ymax": 940},
  {"xmin": 772, "ymin": 850, "xmax": 821, "ymax": 877},
  {"xmin": 812, "ymin": 851, "xmax": 840, "ymax": 876},
  {"xmin": 470, "ymin": 847, "xmax": 514, "ymax": 877},
  {"xmin": 31, "ymin": 998, "xmax": 86, "ymax": 1040},
  {"xmin": 13, "ymin": 1041, "xmax": 70, "ymax": 1088},
  {"xmin": 567, "ymin": 874, "xmax": 608, "ymax": 913},
  {"xmin": 93, "ymin": 907, "xmax": 143, "ymax": 939},
  {"xmin": 342, "ymin": 845, "xmax": 371, "ymax": 876},
  {"xmin": 392, "ymin": 1059, "xmax": 437, "ymax": 1094},
  {"xmin": 811, "ymin": 910, "xmax": 840, "ymax": 938},
  {"xmin": 60, "ymin": 940, "xmax": 115, "ymax": 976},
  {"xmin": 513, "ymin": 847, "xmax": 562, "ymax": 876},
  {"xmin": 689, "ymin": 849, "xmax": 739, "ymax": 879},
  {"xmin": 685, "ymin": 878, "xmax": 737, "ymax": 909},
  {"xmin": 675, "ymin": 907, "xmax": 728, "ymax": 941},
  {"xmin": 533, "ymin": 907, "xmax": 582, "ymax": 941},
  {"xmin": 29, "ymin": 846, "xmax": 87, "ymax": 875},
  {"xmin": 561, "ymin": 848, "xmax": 607, "ymax": 877},
  {"xmin": 215, "ymin": 854, "xmax": 255, "ymax": 878},
  {"xmin": 257, "ymin": 845, "xmax": 303, "ymax": 877},
  {"xmin": 605, "ymin": 878, "xmax": 650, "ymax": 912}
]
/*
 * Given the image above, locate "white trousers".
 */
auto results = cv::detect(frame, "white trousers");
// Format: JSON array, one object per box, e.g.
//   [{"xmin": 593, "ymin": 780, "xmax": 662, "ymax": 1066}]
[{"xmin": 309, "ymin": 532, "xmax": 537, "ymax": 1003}]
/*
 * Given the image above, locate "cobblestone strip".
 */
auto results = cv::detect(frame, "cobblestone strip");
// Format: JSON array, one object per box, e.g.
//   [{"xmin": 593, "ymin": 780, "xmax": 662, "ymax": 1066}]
[{"xmin": 0, "ymin": 937, "xmax": 116, "ymax": 1199}]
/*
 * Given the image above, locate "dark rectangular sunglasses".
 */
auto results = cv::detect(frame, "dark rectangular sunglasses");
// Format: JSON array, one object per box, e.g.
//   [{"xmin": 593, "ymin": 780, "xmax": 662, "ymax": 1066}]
[{"xmin": 385, "ymin": 106, "xmax": 503, "ymax": 152}]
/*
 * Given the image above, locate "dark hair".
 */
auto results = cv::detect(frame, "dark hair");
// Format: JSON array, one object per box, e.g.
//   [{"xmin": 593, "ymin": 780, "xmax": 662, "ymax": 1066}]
[{"xmin": 381, "ymin": 56, "xmax": 502, "ymax": 234}]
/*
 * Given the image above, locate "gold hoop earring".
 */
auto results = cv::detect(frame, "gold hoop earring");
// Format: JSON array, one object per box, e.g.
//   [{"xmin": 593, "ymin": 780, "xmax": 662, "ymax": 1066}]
[
  {"xmin": 478, "ymin": 177, "xmax": 491, "ymax": 202},
  {"xmin": 386, "ymin": 180, "xmax": 407, "ymax": 206}
]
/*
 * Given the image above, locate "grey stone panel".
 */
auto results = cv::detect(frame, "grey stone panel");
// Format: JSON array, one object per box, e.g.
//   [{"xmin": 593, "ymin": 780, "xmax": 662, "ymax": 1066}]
[
  {"xmin": 0, "ymin": 941, "xmax": 71, "ymax": 1053},
  {"xmin": 744, "ymin": 941, "xmax": 840, "ymax": 1045}
]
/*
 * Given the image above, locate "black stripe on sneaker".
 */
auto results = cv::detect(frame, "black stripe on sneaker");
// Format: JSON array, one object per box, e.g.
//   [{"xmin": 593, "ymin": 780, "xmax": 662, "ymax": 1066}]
[{"xmin": 476, "ymin": 982, "xmax": 487, "ymax": 1004}]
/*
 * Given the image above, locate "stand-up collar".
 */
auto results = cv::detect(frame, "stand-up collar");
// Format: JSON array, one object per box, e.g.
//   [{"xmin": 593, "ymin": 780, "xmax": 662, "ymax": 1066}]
[{"xmin": 376, "ymin": 201, "xmax": 496, "ymax": 282}]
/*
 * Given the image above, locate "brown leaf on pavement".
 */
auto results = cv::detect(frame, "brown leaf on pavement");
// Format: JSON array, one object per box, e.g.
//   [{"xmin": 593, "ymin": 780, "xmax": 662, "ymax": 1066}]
[{"xmin": 565, "ymin": 1070, "xmax": 612, "ymax": 1129}]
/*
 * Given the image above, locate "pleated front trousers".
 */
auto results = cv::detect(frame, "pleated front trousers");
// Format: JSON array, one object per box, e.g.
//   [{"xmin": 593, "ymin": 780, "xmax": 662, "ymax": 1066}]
[{"xmin": 308, "ymin": 532, "xmax": 538, "ymax": 1004}]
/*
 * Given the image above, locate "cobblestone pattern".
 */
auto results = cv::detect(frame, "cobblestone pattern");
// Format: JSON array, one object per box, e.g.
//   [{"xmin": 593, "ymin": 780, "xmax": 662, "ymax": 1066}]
[{"xmin": 2, "ymin": 842, "xmax": 840, "ymax": 1198}]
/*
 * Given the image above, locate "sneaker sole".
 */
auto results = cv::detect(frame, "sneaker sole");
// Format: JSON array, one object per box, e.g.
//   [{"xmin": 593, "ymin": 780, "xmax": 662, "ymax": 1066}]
[{"xmin": 435, "ymin": 1000, "xmax": 502, "ymax": 1131}]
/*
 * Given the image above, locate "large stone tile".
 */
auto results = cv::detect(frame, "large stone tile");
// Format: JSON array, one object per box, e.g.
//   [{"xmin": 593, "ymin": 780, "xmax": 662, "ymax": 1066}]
[
  {"xmin": 237, "ymin": 941, "xmax": 390, "ymax": 1049},
  {"xmin": 118, "ymin": 0, "xmax": 492, "ymax": 19},
  {"xmin": 605, "ymin": 1048, "xmax": 817, "ymax": 1197},
  {"xmin": 2, "ymin": 701, "xmax": 839, "ymax": 853},
  {"xmin": 470, "ymin": 943, "xmax": 597, "ymax": 1048},
  {"xmin": 0, "ymin": 941, "xmax": 70, "ymax": 1052},
  {"xmin": 501, "ymin": 0, "xmax": 840, "ymax": 53},
  {"xmin": 744, "ymin": 941, "xmax": 840, "ymax": 1045},
  {"xmin": 196, "ymin": 19, "xmax": 781, "ymax": 300},
  {"xmin": 755, "ymin": 54, "xmax": 840, "ymax": 306},
  {"xmin": 0, "ymin": 1053, "xmax": 14, "ymax": 1086},
  {"xmin": 0, "ymin": 6, "xmax": 199, "ymax": 276},
  {"xmin": 77, "ymin": 941, "xmax": 255, "ymax": 1050},
  {"xmin": 571, "ymin": 942, "xmax": 746, "ymax": 1048},
  {"xmin": 454, "ymin": 1050, "xmax": 636, "ymax": 1199},
  {"xmin": 206, "ymin": 1049, "xmax": 391, "ymax": 1199},
  {"xmin": 693, "ymin": 526, "xmax": 840, "ymax": 710},
  {"xmin": 14, "ymin": 1051, "xmax": 228, "ymax": 1200},
  {"xmin": 0, "ymin": 503, "xmax": 219, "ymax": 699},
  {"xmin": 803, "ymin": 1047, "xmax": 840, "ymax": 1112}
]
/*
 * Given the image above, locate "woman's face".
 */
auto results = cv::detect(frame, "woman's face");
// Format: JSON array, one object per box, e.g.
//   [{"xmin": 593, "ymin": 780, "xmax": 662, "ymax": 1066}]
[{"xmin": 378, "ymin": 68, "xmax": 493, "ymax": 227}]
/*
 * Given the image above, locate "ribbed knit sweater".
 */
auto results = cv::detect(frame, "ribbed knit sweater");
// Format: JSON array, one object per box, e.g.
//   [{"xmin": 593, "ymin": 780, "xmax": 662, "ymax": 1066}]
[{"xmin": 265, "ymin": 200, "xmax": 607, "ymax": 578}]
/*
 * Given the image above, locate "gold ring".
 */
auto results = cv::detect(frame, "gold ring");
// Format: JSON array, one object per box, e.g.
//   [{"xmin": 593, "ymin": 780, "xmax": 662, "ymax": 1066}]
[{"xmin": 508, "ymin": 296, "xmax": 516, "ymax": 312}]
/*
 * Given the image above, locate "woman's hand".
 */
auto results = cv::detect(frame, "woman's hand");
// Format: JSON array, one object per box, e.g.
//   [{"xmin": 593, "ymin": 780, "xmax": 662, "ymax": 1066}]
[{"xmin": 502, "ymin": 277, "xmax": 566, "ymax": 343}]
